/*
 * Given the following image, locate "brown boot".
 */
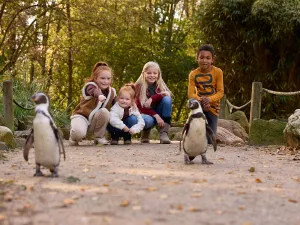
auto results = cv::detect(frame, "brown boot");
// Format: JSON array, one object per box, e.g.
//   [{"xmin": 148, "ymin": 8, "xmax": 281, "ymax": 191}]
[
  {"xmin": 140, "ymin": 129, "xmax": 151, "ymax": 143},
  {"xmin": 160, "ymin": 123, "xmax": 171, "ymax": 144}
]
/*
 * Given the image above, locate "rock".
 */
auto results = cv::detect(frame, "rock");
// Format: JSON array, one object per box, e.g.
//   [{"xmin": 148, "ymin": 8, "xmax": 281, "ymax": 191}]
[
  {"xmin": 15, "ymin": 138, "xmax": 26, "ymax": 148},
  {"xmin": 169, "ymin": 127, "xmax": 183, "ymax": 141},
  {"xmin": 218, "ymin": 119, "xmax": 248, "ymax": 142},
  {"xmin": 0, "ymin": 126, "xmax": 16, "ymax": 149},
  {"xmin": 150, "ymin": 128, "xmax": 159, "ymax": 140},
  {"xmin": 14, "ymin": 130, "xmax": 32, "ymax": 139},
  {"xmin": 283, "ymin": 109, "xmax": 300, "ymax": 148},
  {"xmin": 249, "ymin": 119, "xmax": 286, "ymax": 145},
  {"xmin": 0, "ymin": 142, "xmax": 8, "ymax": 150},
  {"xmin": 227, "ymin": 111, "xmax": 250, "ymax": 134},
  {"xmin": 216, "ymin": 127, "xmax": 244, "ymax": 145}
]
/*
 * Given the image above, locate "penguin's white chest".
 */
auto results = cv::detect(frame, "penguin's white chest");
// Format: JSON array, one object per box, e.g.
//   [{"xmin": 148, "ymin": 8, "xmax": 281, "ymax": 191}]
[
  {"xmin": 183, "ymin": 118, "xmax": 207, "ymax": 157},
  {"xmin": 33, "ymin": 114, "xmax": 60, "ymax": 169}
]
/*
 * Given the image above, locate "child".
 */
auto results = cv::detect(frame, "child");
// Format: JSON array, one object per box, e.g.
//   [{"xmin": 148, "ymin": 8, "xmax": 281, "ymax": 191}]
[
  {"xmin": 108, "ymin": 83, "xmax": 145, "ymax": 145},
  {"xmin": 135, "ymin": 61, "xmax": 173, "ymax": 144},
  {"xmin": 69, "ymin": 62, "xmax": 117, "ymax": 146},
  {"xmin": 188, "ymin": 44, "xmax": 224, "ymax": 137}
]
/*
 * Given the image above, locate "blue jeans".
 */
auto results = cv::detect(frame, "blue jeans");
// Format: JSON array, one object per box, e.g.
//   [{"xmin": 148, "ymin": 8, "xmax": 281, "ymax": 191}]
[
  {"xmin": 204, "ymin": 111, "xmax": 218, "ymax": 144},
  {"xmin": 107, "ymin": 115, "xmax": 138, "ymax": 140},
  {"xmin": 142, "ymin": 96, "xmax": 172, "ymax": 130}
]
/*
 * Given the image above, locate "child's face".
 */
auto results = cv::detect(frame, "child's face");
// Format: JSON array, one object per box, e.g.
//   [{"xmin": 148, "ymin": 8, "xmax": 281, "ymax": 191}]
[
  {"xmin": 95, "ymin": 70, "xmax": 112, "ymax": 90},
  {"xmin": 118, "ymin": 92, "xmax": 132, "ymax": 108},
  {"xmin": 144, "ymin": 67, "xmax": 159, "ymax": 85},
  {"xmin": 197, "ymin": 50, "xmax": 214, "ymax": 72}
]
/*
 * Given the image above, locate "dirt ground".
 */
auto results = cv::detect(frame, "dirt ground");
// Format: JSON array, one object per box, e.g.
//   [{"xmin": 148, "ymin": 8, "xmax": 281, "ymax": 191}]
[{"xmin": 0, "ymin": 140, "xmax": 300, "ymax": 225}]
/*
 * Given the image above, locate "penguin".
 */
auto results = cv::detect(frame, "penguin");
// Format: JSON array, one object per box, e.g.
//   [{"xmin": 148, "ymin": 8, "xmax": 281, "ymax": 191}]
[
  {"xmin": 179, "ymin": 98, "xmax": 217, "ymax": 165},
  {"xmin": 23, "ymin": 92, "xmax": 66, "ymax": 177}
]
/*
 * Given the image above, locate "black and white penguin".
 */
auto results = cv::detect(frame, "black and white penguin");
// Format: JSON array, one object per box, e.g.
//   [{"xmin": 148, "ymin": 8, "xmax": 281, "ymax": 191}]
[
  {"xmin": 179, "ymin": 98, "xmax": 217, "ymax": 164},
  {"xmin": 23, "ymin": 92, "xmax": 65, "ymax": 177}
]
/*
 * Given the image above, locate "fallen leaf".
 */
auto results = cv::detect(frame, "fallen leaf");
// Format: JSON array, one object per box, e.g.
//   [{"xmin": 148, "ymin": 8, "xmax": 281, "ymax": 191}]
[
  {"xmin": 191, "ymin": 193, "xmax": 202, "ymax": 198},
  {"xmin": 255, "ymin": 178, "xmax": 262, "ymax": 183},
  {"xmin": 63, "ymin": 198, "xmax": 75, "ymax": 206},
  {"xmin": 103, "ymin": 183, "xmax": 109, "ymax": 186},
  {"xmin": 67, "ymin": 176, "xmax": 80, "ymax": 183},
  {"xmin": 288, "ymin": 199, "xmax": 298, "ymax": 203},
  {"xmin": 176, "ymin": 204, "xmax": 183, "ymax": 210},
  {"xmin": 188, "ymin": 207, "xmax": 202, "ymax": 212},
  {"xmin": 193, "ymin": 180, "xmax": 199, "ymax": 183},
  {"xmin": 120, "ymin": 200, "xmax": 130, "ymax": 207},
  {"xmin": 88, "ymin": 176, "xmax": 96, "ymax": 179},
  {"xmin": 147, "ymin": 187, "xmax": 157, "ymax": 192},
  {"xmin": 217, "ymin": 157, "xmax": 225, "ymax": 161},
  {"xmin": 291, "ymin": 176, "xmax": 300, "ymax": 182},
  {"xmin": 248, "ymin": 167, "xmax": 255, "ymax": 172},
  {"xmin": 274, "ymin": 184, "xmax": 282, "ymax": 188},
  {"xmin": 80, "ymin": 186, "xmax": 89, "ymax": 191},
  {"xmin": 82, "ymin": 168, "xmax": 89, "ymax": 173},
  {"xmin": 160, "ymin": 194, "xmax": 168, "ymax": 199},
  {"xmin": 0, "ymin": 214, "xmax": 6, "ymax": 221},
  {"xmin": 238, "ymin": 206, "xmax": 245, "ymax": 210},
  {"xmin": 132, "ymin": 205, "xmax": 142, "ymax": 210}
]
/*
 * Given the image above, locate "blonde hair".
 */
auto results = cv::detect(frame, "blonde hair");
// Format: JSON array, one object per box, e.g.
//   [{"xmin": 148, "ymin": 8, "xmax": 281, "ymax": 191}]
[
  {"xmin": 118, "ymin": 83, "xmax": 136, "ymax": 106},
  {"xmin": 86, "ymin": 62, "xmax": 113, "ymax": 84},
  {"xmin": 135, "ymin": 61, "xmax": 172, "ymax": 106}
]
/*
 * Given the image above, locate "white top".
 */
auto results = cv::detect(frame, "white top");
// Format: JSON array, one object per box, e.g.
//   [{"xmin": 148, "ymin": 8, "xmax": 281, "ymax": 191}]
[{"xmin": 109, "ymin": 102, "xmax": 145, "ymax": 134}]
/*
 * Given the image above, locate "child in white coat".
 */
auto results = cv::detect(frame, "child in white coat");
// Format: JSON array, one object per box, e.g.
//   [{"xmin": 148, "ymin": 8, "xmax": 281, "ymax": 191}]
[{"xmin": 108, "ymin": 83, "xmax": 145, "ymax": 145}]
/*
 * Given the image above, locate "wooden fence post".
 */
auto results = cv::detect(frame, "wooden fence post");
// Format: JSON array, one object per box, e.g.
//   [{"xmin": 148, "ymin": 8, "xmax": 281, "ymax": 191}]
[
  {"xmin": 3, "ymin": 80, "xmax": 14, "ymax": 132},
  {"xmin": 250, "ymin": 82, "xmax": 262, "ymax": 126},
  {"xmin": 219, "ymin": 95, "xmax": 228, "ymax": 119}
]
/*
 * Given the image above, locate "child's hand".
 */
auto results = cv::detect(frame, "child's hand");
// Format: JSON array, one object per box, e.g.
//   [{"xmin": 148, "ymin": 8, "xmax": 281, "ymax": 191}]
[
  {"xmin": 200, "ymin": 97, "xmax": 210, "ymax": 111},
  {"xmin": 123, "ymin": 126, "xmax": 129, "ymax": 132},
  {"xmin": 143, "ymin": 98, "xmax": 152, "ymax": 108},
  {"xmin": 154, "ymin": 114, "xmax": 164, "ymax": 127},
  {"xmin": 129, "ymin": 128, "xmax": 135, "ymax": 135},
  {"xmin": 98, "ymin": 95, "xmax": 106, "ymax": 103},
  {"xmin": 161, "ymin": 91, "xmax": 170, "ymax": 97}
]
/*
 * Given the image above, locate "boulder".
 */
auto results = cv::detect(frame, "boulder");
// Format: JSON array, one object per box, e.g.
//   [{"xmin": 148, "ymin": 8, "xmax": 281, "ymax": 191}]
[
  {"xmin": 227, "ymin": 110, "xmax": 250, "ymax": 134},
  {"xmin": 216, "ymin": 127, "xmax": 244, "ymax": 145},
  {"xmin": 249, "ymin": 119, "xmax": 286, "ymax": 145},
  {"xmin": 218, "ymin": 119, "xmax": 248, "ymax": 142},
  {"xmin": 283, "ymin": 109, "xmax": 300, "ymax": 148},
  {"xmin": 0, "ymin": 126, "xmax": 16, "ymax": 149}
]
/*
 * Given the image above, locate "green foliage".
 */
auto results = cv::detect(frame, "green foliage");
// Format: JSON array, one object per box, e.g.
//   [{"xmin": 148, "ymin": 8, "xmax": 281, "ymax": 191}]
[{"xmin": 195, "ymin": 0, "xmax": 300, "ymax": 118}]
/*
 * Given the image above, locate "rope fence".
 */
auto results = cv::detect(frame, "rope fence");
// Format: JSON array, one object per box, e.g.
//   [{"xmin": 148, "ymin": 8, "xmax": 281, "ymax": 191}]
[{"xmin": 221, "ymin": 82, "xmax": 300, "ymax": 126}]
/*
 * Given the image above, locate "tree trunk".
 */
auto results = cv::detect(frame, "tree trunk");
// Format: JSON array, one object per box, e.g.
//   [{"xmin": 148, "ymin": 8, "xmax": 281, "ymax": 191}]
[{"xmin": 66, "ymin": 0, "xmax": 73, "ymax": 109}]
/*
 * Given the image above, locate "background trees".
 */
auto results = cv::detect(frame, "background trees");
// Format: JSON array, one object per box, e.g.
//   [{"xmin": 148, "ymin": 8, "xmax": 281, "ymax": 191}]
[{"xmin": 1, "ymin": 0, "xmax": 299, "ymax": 127}]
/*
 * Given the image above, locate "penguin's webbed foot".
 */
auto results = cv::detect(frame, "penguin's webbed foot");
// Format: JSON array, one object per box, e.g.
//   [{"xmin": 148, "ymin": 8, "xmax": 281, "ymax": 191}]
[
  {"xmin": 201, "ymin": 159, "xmax": 213, "ymax": 164},
  {"xmin": 184, "ymin": 154, "xmax": 194, "ymax": 165},
  {"xmin": 49, "ymin": 167, "xmax": 59, "ymax": 178},
  {"xmin": 34, "ymin": 171, "xmax": 44, "ymax": 177},
  {"xmin": 34, "ymin": 164, "xmax": 44, "ymax": 176},
  {"xmin": 201, "ymin": 154, "xmax": 213, "ymax": 164}
]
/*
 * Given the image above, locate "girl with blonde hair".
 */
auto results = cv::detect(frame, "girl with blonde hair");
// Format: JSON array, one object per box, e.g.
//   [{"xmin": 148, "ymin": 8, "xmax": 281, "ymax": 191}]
[{"xmin": 135, "ymin": 61, "xmax": 172, "ymax": 144}]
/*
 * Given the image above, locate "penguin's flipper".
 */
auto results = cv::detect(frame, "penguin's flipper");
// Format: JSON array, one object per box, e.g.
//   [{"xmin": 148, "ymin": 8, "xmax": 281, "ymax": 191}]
[
  {"xmin": 206, "ymin": 125, "xmax": 217, "ymax": 152},
  {"xmin": 23, "ymin": 128, "xmax": 34, "ymax": 161},
  {"xmin": 58, "ymin": 133, "xmax": 66, "ymax": 161},
  {"xmin": 53, "ymin": 127, "xmax": 66, "ymax": 161}
]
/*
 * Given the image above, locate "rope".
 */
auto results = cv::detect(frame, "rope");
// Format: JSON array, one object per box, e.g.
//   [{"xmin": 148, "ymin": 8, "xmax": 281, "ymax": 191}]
[
  {"xmin": 263, "ymin": 88, "xmax": 300, "ymax": 96},
  {"xmin": 13, "ymin": 99, "xmax": 35, "ymax": 110},
  {"xmin": 226, "ymin": 99, "xmax": 251, "ymax": 113}
]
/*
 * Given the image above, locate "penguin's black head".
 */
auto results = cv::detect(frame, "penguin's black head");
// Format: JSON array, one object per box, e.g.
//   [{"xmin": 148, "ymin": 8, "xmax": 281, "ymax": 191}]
[
  {"xmin": 187, "ymin": 98, "xmax": 201, "ymax": 110},
  {"xmin": 31, "ymin": 92, "xmax": 49, "ymax": 105}
]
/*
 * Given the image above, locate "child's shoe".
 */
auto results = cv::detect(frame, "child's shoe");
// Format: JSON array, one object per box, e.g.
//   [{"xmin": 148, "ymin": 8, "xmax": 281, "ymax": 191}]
[
  {"xmin": 69, "ymin": 139, "xmax": 79, "ymax": 146},
  {"xmin": 124, "ymin": 139, "xmax": 132, "ymax": 145},
  {"xmin": 110, "ymin": 135, "xmax": 119, "ymax": 145},
  {"xmin": 94, "ymin": 137, "xmax": 109, "ymax": 145}
]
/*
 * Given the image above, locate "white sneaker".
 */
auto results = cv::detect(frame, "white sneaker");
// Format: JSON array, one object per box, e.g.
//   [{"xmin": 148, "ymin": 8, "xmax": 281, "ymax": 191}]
[
  {"xmin": 94, "ymin": 137, "xmax": 109, "ymax": 145},
  {"xmin": 69, "ymin": 139, "xmax": 79, "ymax": 146}
]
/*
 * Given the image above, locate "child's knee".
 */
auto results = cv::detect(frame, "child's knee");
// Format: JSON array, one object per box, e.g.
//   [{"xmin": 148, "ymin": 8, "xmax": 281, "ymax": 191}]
[{"xmin": 162, "ymin": 96, "xmax": 172, "ymax": 104}]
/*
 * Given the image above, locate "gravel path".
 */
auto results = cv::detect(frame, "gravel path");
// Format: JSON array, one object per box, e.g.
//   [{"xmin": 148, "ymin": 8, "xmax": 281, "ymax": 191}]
[{"xmin": 0, "ymin": 141, "xmax": 300, "ymax": 225}]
